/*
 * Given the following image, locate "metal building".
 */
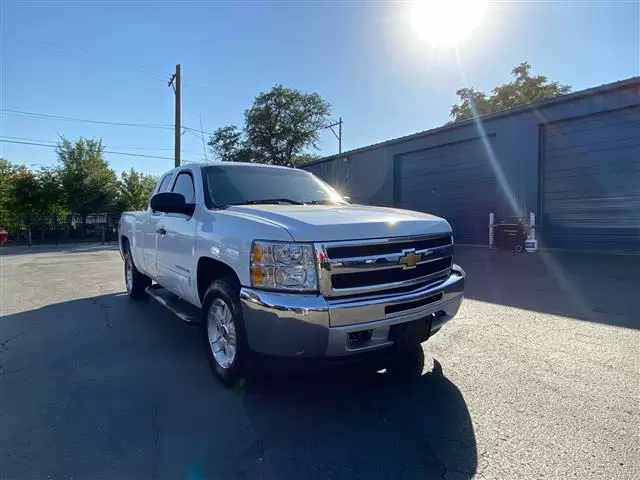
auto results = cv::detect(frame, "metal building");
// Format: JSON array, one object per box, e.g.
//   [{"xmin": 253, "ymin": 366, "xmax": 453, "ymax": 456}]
[{"xmin": 302, "ymin": 77, "xmax": 640, "ymax": 253}]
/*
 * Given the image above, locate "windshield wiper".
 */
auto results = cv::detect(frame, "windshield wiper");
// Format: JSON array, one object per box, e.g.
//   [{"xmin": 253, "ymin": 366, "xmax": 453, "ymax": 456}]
[
  {"xmin": 237, "ymin": 198, "xmax": 304, "ymax": 205},
  {"xmin": 304, "ymin": 199, "xmax": 345, "ymax": 205}
]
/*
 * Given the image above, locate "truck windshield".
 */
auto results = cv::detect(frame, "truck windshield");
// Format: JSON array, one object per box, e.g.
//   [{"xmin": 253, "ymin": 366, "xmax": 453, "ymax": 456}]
[{"xmin": 203, "ymin": 165, "xmax": 347, "ymax": 207}]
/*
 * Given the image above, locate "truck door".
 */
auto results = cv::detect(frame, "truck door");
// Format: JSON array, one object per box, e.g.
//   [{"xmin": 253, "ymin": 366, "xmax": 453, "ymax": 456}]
[
  {"xmin": 156, "ymin": 169, "xmax": 198, "ymax": 301},
  {"xmin": 143, "ymin": 172, "xmax": 174, "ymax": 280}
]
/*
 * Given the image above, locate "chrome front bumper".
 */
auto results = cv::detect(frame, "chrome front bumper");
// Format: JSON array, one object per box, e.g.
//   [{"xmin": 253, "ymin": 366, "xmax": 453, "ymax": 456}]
[{"xmin": 239, "ymin": 264, "xmax": 465, "ymax": 358}]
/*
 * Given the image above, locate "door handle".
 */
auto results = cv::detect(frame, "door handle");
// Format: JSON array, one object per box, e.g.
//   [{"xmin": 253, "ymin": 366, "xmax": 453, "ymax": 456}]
[{"xmin": 157, "ymin": 228, "xmax": 167, "ymax": 235}]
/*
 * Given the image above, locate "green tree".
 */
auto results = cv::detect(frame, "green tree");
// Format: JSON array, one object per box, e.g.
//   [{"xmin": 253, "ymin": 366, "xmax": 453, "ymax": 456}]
[
  {"xmin": 7, "ymin": 167, "xmax": 65, "ymax": 240},
  {"xmin": 9, "ymin": 169, "xmax": 41, "ymax": 226},
  {"xmin": 449, "ymin": 88, "xmax": 494, "ymax": 122},
  {"xmin": 207, "ymin": 125, "xmax": 254, "ymax": 163},
  {"xmin": 0, "ymin": 158, "xmax": 27, "ymax": 226},
  {"xmin": 56, "ymin": 137, "xmax": 118, "ymax": 223},
  {"xmin": 450, "ymin": 62, "xmax": 572, "ymax": 122},
  {"xmin": 116, "ymin": 168, "xmax": 158, "ymax": 211},
  {"xmin": 209, "ymin": 85, "xmax": 332, "ymax": 166},
  {"xmin": 293, "ymin": 153, "xmax": 322, "ymax": 165},
  {"xmin": 37, "ymin": 167, "xmax": 66, "ymax": 220}
]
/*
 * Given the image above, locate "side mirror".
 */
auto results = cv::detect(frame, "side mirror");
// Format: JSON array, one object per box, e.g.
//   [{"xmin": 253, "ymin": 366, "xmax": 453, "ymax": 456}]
[
  {"xmin": 150, "ymin": 192, "xmax": 195, "ymax": 216},
  {"xmin": 343, "ymin": 196, "xmax": 352, "ymax": 203}
]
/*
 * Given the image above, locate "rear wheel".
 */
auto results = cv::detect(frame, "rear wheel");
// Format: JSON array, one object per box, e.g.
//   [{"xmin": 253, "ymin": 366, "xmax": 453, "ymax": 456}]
[
  {"xmin": 201, "ymin": 277, "xmax": 252, "ymax": 387},
  {"xmin": 124, "ymin": 249, "xmax": 151, "ymax": 300}
]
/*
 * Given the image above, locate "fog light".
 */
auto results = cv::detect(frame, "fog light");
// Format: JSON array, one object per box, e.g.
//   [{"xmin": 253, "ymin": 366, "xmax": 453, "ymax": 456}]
[{"xmin": 347, "ymin": 330, "xmax": 373, "ymax": 344}]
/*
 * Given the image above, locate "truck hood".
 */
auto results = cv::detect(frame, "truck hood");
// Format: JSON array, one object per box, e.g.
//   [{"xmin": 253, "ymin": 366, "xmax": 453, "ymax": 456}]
[{"xmin": 225, "ymin": 204, "xmax": 450, "ymax": 242}]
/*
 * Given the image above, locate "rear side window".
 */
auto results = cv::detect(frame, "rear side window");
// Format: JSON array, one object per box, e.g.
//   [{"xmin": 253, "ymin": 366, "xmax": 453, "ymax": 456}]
[
  {"xmin": 157, "ymin": 174, "xmax": 173, "ymax": 193},
  {"xmin": 172, "ymin": 172, "xmax": 195, "ymax": 203}
]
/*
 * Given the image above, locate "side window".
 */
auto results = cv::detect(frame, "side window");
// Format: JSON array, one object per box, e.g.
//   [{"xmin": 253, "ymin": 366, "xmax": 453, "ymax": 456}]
[
  {"xmin": 172, "ymin": 172, "xmax": 196, "ymax": 203},
  {"xmin": 156, "ymin": 174, "xmax": 173, "ymax": 193},
  {"xmin": 150, "ymin": 173, "xmax": 173, "ymax": 213}
]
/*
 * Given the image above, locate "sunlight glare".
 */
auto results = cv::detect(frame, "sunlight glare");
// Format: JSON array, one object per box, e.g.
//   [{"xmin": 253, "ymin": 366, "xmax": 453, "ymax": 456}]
[{"xmin": 410, "ymin": 0, "xmax": 488, "ymax": 47}]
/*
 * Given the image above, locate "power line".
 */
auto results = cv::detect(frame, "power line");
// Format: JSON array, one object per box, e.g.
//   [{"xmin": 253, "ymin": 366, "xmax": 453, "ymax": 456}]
[
  {"xmin": 1, "ymin": 107, "xmax": 207, "ymax": 137},
  {"xmin": 179, "ymin": 76, "xmax": 210, "ymax": 90},
  {"xmin": 1, "ymin": 107, "xmax": 347, "ymax": 142},
  {"xmin": 6, "ymin": 37, "xmax": 220, "ymax": 91},
  {"xmin": 1, "ymin": 108, "xmax": 174, "ymax": 130},
  {"xmin": 1, "ymin": 107, "xmax": 353, "ymax": 156},
  {"xmin": 0, "ymin": 138, "xmax": 202, "ymax": 162},
  {"xmin": 5, "ymin": 37, "xmax": 170, "ymax": 83},
  {"xmin": 0, "ymin": 135, "xmax": 201, "ymax": 155}
]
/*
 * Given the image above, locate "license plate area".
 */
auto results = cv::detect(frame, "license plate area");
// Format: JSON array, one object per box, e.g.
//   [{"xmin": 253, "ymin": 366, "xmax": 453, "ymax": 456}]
[{"xmin": 389, "ymin": 315, "xmax": 433, "ymax": 348}]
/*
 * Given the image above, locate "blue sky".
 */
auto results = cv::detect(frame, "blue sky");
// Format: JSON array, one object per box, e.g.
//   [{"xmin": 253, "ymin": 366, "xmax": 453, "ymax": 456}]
[{"xmin": 1, "ymin": 0, "xmax": 638, "ymax": 176}]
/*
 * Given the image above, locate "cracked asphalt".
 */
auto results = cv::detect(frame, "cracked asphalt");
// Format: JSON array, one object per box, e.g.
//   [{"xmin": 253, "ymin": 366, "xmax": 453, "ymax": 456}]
[{"xmin": 0, "ymin": 245, "xmax": 638, "ymax": 480}]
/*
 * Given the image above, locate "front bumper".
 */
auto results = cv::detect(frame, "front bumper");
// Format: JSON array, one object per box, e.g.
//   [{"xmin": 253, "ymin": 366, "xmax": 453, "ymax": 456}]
[{"xmin": 239, "ymin": 264, "xmax": 465, "ymax": 358}]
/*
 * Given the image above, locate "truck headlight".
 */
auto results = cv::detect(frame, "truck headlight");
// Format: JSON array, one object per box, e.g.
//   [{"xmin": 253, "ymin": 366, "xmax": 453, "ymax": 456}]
[{"xmin": 250, "ymin": 241, "xmax": 318, "ymax": 292}]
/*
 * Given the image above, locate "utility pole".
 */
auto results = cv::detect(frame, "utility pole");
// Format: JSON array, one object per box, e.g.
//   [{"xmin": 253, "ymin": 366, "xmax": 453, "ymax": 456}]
[
  {"xmin": 168, "ymin": 64, "xmax": 181, "ymax": 168},
  {"xmin": 327, "ymin": 117, "xmax": 343, "ymax": 154}
]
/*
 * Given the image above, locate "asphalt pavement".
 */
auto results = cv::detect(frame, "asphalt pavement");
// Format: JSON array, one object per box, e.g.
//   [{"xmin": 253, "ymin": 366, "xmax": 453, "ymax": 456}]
[{"xmin": 0, "ymin": 245, "xmax": 638, "ymax": 480}]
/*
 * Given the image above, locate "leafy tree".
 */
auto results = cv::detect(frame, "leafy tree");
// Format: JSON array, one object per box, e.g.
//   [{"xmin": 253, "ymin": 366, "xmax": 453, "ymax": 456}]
[
  {"xmin": 9, "ymin": 167, "xmax": 65, "ymax": 239},
  {"xmin": 450, "ymin": 62, "xmax": 572, "ymax": 122},
  {"xmin": 449, "ymin": 88, "xmax": 494, "ymax": 121},
  {"xmin": 209, "ymin": 85, "xmax": 332, "ymax": 166},
  {"xmin": 0, "ymin": 160, "xmax": 62, "ymax": 234},
  {"xmin": 116, "ymin": 168, "xmax": 158, "ymax": 211},
  {"xmin": 1, "ymin": 151, "xmax": 162, "ymax": 243},
  {"xmin": 9, "ymin": 169, "xmax": 41, "ymax": 226},
  {"xmin": 293, "ymin": 153, "xmax": 322, "ymax": 165},
  {"xmin": 245, "ymin": 85, "xmax": 331, "ymax": 166},
  {"xmin": 208, "ymin": 125, "xmax": 254, "ymax": 163},
  {"xmin": 37, "ymin": 166, "xmax": 66, "ymax": 221},
  {"xmin": 0, "ymin": 158, "xmax": 27, "ymax": 226},
  {"xmin": 56, "ymin": 137, "xmax": 118, "ymax": 224}
]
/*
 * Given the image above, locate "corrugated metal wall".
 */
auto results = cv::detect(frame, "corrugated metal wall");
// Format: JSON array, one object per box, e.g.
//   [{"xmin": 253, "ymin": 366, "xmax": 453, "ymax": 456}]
[
  {"xmin": 303, "ymin": 149, "xmax": 393, "ymax": 206},
  {"xmin": 397, "ymin": 138, "xmax": 497, "ymax": 245},
  {"xmin": 541, "ymin": 106, "xmax": 640, "ymax": 252},
  {"xmin": 302, "ymin": 79, "xmax": 640, "ymax": 252}
]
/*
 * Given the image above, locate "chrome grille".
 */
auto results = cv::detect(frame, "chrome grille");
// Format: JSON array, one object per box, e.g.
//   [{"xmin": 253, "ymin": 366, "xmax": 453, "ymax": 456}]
[{"xmin": 315, "ymin": 234, "xmax": 453, "ymax": 298}]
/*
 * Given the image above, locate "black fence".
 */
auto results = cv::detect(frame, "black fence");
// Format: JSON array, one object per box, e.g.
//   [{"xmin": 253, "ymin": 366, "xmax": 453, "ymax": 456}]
[{"xmin": 0, "ymin": 213, "xmax": 122, "ymax": 247}]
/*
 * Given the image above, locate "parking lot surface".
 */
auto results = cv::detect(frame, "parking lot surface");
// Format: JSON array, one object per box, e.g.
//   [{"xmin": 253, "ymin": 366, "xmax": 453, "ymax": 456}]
[{"xmin": 1, "ymin": 245, "xmax": 638, "ymax": 480}]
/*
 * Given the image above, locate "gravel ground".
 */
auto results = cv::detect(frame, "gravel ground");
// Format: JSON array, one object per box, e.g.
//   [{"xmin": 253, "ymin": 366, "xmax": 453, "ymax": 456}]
[{"xmin": 0, "ymin": 245, "xmax": 638, "ymax": 480}]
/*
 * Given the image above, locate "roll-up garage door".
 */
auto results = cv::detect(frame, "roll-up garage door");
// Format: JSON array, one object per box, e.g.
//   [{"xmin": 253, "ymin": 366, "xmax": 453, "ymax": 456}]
[
  {"xmin": 542, "ymin": 107, "xmax": 640, "ymax": 252},
  {"xmin": 397, "ymin": 138, "xmax": 497, "ymax": 245}
]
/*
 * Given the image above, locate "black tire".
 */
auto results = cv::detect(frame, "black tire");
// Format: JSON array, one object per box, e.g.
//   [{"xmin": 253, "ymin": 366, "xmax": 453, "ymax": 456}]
[
  {"xmin": 201, "ymin": 277, "xmax": 252, "ymax": 388},
  {"xmin": 386, "ymin": 344, "xmax": 425, "ymax": 381},
  {"xmin": 124, "ymin": 248, "xmax": 152, "ymax": 300}
]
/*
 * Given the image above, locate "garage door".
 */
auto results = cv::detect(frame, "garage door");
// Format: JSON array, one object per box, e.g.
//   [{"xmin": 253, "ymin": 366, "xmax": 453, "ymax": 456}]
[
  {"xmin": 397, "ymin": 138, "xmax": 497, "ymax": 245},
  {"xmin": 542, "ymin": 107, "xmax": 640, "ymax": 253}
]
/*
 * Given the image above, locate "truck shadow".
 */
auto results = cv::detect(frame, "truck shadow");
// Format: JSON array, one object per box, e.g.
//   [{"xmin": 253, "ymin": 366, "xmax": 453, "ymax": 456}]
[
  {"xmin": 0, "ymin": 293, "xmax": 477, "ymax": 480},
  {"xmin": 236, "ymin": 362, "xmax": 478, "ymax": 480}
]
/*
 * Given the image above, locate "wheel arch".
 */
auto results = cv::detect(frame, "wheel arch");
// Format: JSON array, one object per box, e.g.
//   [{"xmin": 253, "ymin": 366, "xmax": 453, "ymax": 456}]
[
  {"xmin": 197, "ymin": 256, "xmax": 240, "ymax": 304},
  {"xmin": 119, "ymin": 235, "xmax": 130, "ymax": 259}
]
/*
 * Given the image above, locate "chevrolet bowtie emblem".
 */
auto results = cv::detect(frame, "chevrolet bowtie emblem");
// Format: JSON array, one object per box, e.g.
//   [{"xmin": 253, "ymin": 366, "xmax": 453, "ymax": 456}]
[{"xmin": 398, "ymin": 249, "xmax": 422, "ymax": 269}]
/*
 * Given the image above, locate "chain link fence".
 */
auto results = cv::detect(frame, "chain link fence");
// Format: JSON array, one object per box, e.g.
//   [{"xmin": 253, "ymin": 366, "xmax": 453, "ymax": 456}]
[{"xmin": 0, "ymin": 213, "xmax": 122, "ymax": 247}]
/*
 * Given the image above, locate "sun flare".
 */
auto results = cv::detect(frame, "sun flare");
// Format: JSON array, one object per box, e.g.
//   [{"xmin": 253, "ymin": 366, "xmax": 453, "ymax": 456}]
[{"xmin": 410, "ymin": 0, "xmax": 488, "ymax": 47}]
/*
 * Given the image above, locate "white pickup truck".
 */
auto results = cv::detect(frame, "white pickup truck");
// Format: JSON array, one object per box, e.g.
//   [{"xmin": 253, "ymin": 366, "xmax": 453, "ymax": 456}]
[{"xmin": 118, "ymin": 162, "xmax": 465, "ymax": 386}]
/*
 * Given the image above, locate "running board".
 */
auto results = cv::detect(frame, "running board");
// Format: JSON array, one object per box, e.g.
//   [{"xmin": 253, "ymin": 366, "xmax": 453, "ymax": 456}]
[{"xmin": 146, "ymin": 284, "xmax": 201, "ymax": 324}]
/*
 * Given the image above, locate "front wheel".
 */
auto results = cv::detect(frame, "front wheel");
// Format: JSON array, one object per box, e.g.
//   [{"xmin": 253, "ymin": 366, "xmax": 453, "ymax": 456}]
[
  {"xmin": 124, "ymin": 250, "xmax": 151, "ymax": 300},
  {"xmin": 201, "ymin": 277, "xmax": 251, "ymax": 387}
]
